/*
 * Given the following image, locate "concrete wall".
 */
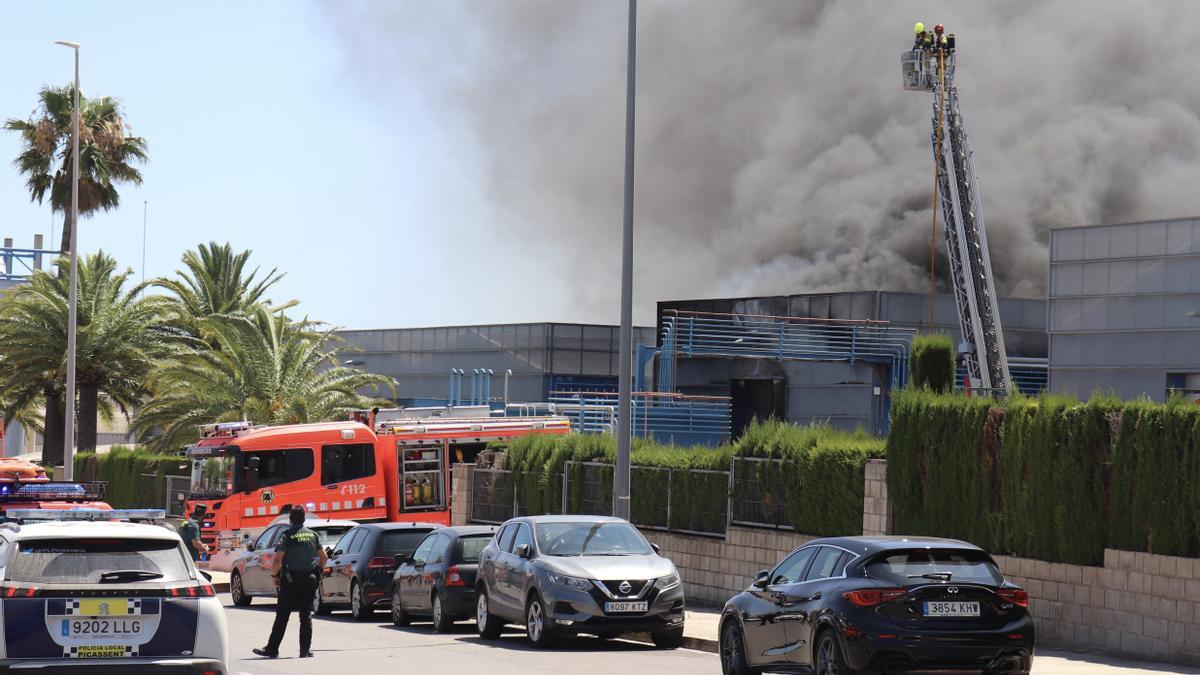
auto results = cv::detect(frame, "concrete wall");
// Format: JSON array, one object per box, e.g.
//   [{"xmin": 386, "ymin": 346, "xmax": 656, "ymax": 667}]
[
  {"xmin": 861, "ymin": 459, "xmax": 891, "ymax": 536},
  {"xmin": 1049, "ymin": 217, "xmax": 1200, "ymax": 401}
]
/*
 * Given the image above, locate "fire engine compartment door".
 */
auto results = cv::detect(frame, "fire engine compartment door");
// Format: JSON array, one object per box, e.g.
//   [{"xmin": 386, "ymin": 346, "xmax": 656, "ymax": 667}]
[{"xmin": 399, "ymin": 443, "xmax": 445, "ymax": 511}]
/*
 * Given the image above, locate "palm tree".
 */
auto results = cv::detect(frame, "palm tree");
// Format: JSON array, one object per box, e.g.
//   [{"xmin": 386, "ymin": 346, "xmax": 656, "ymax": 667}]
[
  {"xmin": 154, "ymin": 242, "xmax": 288, "ymax": 320},
  {"xmin": 4, "ymin": 85, "xmax": 148, "ymax": 255},
  {"xmin": 134, "ymin": 306, "xmax": 393, "ymax": 453},
  {"xmin": 0, "ymin": 252, "xmax": 171, "ymax": 462}
]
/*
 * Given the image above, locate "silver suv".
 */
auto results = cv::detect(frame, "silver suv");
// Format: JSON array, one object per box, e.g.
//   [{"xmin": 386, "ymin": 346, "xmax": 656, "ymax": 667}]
[{"xmin": 475, "ymin": 515, "xmax": 685, "ymax": 648}]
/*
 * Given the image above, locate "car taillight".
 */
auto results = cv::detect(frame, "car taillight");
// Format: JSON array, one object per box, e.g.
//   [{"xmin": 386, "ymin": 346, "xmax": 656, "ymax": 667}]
[
  {"xmin": 169, "ymin": 585, "xmax": 214, "ymax": 598},
  {"xmin": 446, "ymin": 565, "xmax": 465, "ymax": 587},
  {"xmin": 2, "ymin": 586, "xmax": 39, "ymax": 598},
  {"xmin": 843, "ymin": 588, "xmax": 905, "ymax": 607},
  {"xmin": 368, "ymin": 557, "xmax": 395, "ymax": 572},
  {"xmin": 997, "ymin": 588, "xmax": 1028, "ymax": 608}
]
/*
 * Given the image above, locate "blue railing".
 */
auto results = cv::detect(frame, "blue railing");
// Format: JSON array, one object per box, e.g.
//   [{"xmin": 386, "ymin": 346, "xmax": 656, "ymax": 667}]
[
  {"xmin": 958, "ymin": 356, "xmax": 1048, "ymax": 396},
  {"xmin": 0, "ymin": 246, "xmax": 56, "ymax": 281},
  {"xmin": 548, "ymin": 392, "xmax": 731, "ymax": 447},
  {"xmin": 657, "ymin": 310, "xmax": 917, "ymax": 390}
]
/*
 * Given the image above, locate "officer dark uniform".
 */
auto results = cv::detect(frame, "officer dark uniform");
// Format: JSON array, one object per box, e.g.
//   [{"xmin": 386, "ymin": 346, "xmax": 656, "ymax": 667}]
[
  {"xmin": 254, "ymin": 506, "xmax": 327, "ymax": 659},
  {"xmin": 178, "ymin": 507, "xmax": 208, "ymax": 562}
]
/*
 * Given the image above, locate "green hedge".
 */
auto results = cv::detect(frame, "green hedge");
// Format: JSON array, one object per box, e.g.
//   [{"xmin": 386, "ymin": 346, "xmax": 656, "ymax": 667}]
[
  {"xmin": 74, "ymin": 446, "xmax": 190, "ymax": 509},
  {"xmin": 499, "ymin": 420, "xmax": 883, "ymax": 537},
  {"xmin": 888, "ymin": 390, "xmax": 1200, "ymax": 564},
  {"xmin": 910, "ymin": 334, "xmax": 955, "ymax": 393}
]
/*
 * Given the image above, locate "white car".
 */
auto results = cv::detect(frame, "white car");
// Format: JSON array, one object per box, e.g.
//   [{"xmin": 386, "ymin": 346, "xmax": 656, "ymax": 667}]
[
  {"xmin": 0, "ymin": 511, "xmax": 228, "ymax": 673},
  {"xmin": 229, "ymin": 516, "xmax": 355, "ymax": 607}
]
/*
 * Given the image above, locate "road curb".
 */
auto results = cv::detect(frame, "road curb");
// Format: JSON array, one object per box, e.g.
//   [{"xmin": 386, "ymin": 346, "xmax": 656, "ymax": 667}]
[{"xmin": 625, "ymin": 634, "xmax": 718, "ymax": 654}]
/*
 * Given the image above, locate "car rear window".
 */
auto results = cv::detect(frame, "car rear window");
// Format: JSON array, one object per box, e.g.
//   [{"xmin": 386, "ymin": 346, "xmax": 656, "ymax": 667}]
[
  {"xmin": 458, "ymin": 534, "xmax": 493, "ymax": 563},
  {"xmin": 865, "ymin": 549, "xmax": 1003, "ymax": 586},
  {"xmin": 379, "ymin": 530, "xmax": 432, "ymax": 557},
  {"xmin": 314, "ymin": 526, "xmax": 351, "ymax": 548},
  {"xmin": 8, "ymin": 538, "xmax": 193, "ymax": 584}
]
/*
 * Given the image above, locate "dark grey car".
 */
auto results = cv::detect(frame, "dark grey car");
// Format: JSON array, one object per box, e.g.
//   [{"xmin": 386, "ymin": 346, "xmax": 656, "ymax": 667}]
[{"xmin": 474, "ymin": 515, "xmax": 685, "ymax": 648}]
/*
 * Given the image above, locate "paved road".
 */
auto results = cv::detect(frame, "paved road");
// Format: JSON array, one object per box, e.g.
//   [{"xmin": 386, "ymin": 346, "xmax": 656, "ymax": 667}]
[
  {"xmin": 221, "ymin": 595, "xmax": 1200, "ymax": 675},
  {"xmin": 223, "ymin": 595, "xmax": 716, "ymax": 675}
]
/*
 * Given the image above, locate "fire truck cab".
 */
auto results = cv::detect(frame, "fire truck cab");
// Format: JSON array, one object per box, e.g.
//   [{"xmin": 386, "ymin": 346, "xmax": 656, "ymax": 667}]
[{"xmin": 184, "ymin": 412, "xmax": 570, "ymax": 559}]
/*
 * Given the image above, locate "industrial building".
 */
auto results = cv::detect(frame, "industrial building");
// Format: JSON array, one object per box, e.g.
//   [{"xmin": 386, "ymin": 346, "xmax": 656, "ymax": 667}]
[
  {"xmin": 1049, "ymin": 216, "xmax": 1200, "ymax": 401},
  {"xmin": 336, "ymin": 323, "xmax": 655, "ymax": 406},
  {"xmin": 655, "ymin": 291, "xmax": 1047, "ymax": 435}
]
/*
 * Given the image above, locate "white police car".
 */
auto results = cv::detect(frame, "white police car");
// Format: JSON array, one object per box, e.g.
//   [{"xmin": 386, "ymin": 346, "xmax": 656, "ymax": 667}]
[{"xmin": 0, "ymin": 509, "xmax": 228, "ymax": 673}]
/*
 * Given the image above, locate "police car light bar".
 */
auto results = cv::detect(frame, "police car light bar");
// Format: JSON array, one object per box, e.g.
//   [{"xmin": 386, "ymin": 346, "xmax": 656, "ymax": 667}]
[
  {"xmin": 198, "ymin": 420, "xmax": 255, "ymax": 438},
  {"xmin": 0, "ymin": 481, "xmax": 107, "ymax": 502},
  {"xmin": 6, "ymin": 509, "xmax": 166, "ymax": 522}
]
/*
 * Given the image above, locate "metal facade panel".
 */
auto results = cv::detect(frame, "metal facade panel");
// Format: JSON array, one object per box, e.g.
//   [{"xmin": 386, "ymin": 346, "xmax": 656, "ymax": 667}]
[
  {"xmin": 1137, "ymin": 221, "xmax": 1168, "ymax": 257},
  {"xmin": 1108, "ymin": 225, "xmax": 1138, "ymax": 259},
  {"xmin": 1052, "ymin": 263, "xmax": 1083, "ymax": 296},
  {"xmin": 1108, "ymin": 260, "xmax": 1137, "ymax": 294},
  {"xmin": 1082, "ymin": 262, "xmax": 1109, "ymax": 295},
  {"xmin": 1168, "ymin": 220, "xmax": 1193, "ymax": 254},
  {"xmin": 1084, "ymin": 227, "xmax": 1111, "ymax": 260},
  {"xmin": 1053, "ymin": 228, "xmax": 1084, "ymax": 261}
]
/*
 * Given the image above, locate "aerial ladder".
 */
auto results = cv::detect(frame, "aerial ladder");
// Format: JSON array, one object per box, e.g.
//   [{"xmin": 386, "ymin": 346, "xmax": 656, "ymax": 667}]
[{"xmin": 902, "ymin": 24, "xmax": 1012, "ymax": 395}]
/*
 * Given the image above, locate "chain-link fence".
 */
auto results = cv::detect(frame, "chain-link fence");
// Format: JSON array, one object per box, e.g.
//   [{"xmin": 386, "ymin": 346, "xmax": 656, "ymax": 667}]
[
  {"xmin": 730, "ymin": 457, "xmax": 793, "ymax": 530},
  {"xmin": 470, "ymin": 468, "xmax": 516, "ymax": 524}
]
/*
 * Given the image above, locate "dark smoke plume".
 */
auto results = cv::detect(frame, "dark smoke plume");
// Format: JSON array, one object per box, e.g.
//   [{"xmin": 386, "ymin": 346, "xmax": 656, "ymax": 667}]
[{"xmin": 323, "ymin": 1, "xmax": 1200, "ymax": 322}]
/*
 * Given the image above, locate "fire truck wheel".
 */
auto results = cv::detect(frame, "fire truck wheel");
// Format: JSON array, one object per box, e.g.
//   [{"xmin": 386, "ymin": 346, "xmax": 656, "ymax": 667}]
[
  {"xmin": 351, "ymin": 580, "xmax": 374, "ymax": 621},
  {"xmin": 231, "ymin": 572, "xmax": 252, "ymax": 607},
  {"xmin": 313, "ymin": 581, "xmax": 331, "ymax": 616}
]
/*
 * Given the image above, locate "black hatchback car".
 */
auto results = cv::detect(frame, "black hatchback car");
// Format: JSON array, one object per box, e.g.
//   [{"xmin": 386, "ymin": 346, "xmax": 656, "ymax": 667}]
[
  {"xmin": 390, "ymin": 525, "xmax": 497, "ymax": 632},
  {"xmin": 719, "ymin": 536, "xmax": 1034, "ymax": 674},
  {"xmin": 315, "ymin": 521, "xmax": 443, "ymax": 620}
]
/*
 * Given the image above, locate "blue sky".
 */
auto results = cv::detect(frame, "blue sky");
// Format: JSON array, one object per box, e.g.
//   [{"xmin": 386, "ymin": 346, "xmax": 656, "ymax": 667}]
[{"xmin": 0, "ymin": 1, "xmax": 510, "ymax": 330}]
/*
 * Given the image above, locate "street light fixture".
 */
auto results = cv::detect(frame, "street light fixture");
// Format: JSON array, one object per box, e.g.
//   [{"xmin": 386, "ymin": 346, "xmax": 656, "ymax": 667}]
[{"xmin": 55, "ymin": 40, "xmax": 80, "ymax": 481}]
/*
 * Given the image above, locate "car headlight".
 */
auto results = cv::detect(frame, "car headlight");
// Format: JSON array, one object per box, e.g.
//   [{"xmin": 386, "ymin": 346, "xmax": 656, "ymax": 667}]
[
  {"xmin": 548, "ymin": 573, "xmax": 592, "ymax": 591},
  {"xmin": 655, "ymin": 572, "xmax": 681, "ymax": 591}
]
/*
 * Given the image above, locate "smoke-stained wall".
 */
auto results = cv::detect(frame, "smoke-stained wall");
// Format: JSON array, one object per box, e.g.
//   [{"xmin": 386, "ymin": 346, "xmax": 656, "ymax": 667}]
[{"xmin": 324, "ymin": 1, "xmax": 1200, "ymax": 324}]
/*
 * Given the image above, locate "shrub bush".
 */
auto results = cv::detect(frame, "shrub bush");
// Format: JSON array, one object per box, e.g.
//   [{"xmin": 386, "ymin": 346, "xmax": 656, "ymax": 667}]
[
  {"xmin": 889, "ymin": 391, "xmax": 1200, "ymax": 563},
  {"xmin": 497, "ymin": 420, "xmax": 882, "ymax": 537},
  {"xmin": 73, "ymin": 446, "xmax": 190, "ymax": 509},
  {"xmin": 910, "ymin": 334, "xmax": 955, "ymax": 393}
]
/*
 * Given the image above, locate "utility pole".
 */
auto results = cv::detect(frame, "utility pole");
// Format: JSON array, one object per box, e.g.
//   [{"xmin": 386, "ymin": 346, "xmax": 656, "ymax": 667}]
[
  {"xmin": 55, "ymin": 40, "xmax": 80, "ymax": 480},
  {"xmin": 614, "ymin": 0, "xmax": 636, "ymax": 520}
]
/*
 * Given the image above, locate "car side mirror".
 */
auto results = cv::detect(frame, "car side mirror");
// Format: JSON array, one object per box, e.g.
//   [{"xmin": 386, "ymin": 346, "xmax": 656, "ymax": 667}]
[
  {"xmin": 332, "ymin": 549, "xmax": 343, "ymax": 557},
  {"xmin": 752, "ymin": 569, "xmax": 770, "ymax": 589},
  {"xmin": 515, "ymin": 544, "xmax": 531, "ymax": 559},
  {"xmin": 650, "ymin": 543, "xmax": 661, "ymax": 555},
  {"xmin": 246, "ymin": 542, "xmax": 256, "ymax": 552}
]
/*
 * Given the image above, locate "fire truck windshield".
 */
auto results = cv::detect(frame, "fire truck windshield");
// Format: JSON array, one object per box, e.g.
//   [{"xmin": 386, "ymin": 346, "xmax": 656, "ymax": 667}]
[{"xmin": 186, "ymin": 446, "xmax": 237, "ymax": 499}]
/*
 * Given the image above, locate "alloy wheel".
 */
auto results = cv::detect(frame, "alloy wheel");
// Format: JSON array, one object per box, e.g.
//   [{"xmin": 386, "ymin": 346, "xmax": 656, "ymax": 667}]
[
  {"xmin": 526, "ymin": 599, "xmax": 544, "ymax": 642},
  {"xmin": 352, "ymin": 584, "xmax": 362, "ymax": 616},
  {"xmin": 433, "ymin": 595, "xmax": 443, "ymax": 629},
  {"xmin": 720, "ymin": 623, "xmax": 743, "ymax": 674},
  {"xmin": 817, "ymin": 634, "xmax": 840, "ymax": 675}
]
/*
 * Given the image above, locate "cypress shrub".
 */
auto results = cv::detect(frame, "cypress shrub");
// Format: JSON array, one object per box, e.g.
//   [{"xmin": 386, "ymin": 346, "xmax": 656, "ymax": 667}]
[
  {"xmin": 910, "ymin": 334, "xmax": 956, "ymax": 393},
  {"xmin": 73, "ymin": 446, "xmax": 189, "ymax": 509},
  {"xmin": 887, "ymin": 389, "xmax": 1000, "ymax": 550},
  {"xmin": 499, "ymin": 420, "xmax": 882, "ymax": 537}
]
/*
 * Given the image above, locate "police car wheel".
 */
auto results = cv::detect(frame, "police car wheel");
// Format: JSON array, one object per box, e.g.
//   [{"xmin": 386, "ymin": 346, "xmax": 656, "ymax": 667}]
[
  {"xmin": 231, "ymin": 572, "xmax": 252, "ymax": 607},
  {"xmin": 351, "ymin": 581, "xmax": 374, "ymax": 621},
  {"xmin": 391, "ymin": 587, "xmax": 411, "ymax": 626}
]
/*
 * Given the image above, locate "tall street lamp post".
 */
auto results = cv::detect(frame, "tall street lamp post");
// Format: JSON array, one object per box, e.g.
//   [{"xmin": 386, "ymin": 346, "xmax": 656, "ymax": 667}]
[
  {"xmin": 55, "ymin": 40, "xmax": 80, "ymax": 480},
  {"xmin": 614, "ymin": 0, "xmax": 636, "ymax": 520}
]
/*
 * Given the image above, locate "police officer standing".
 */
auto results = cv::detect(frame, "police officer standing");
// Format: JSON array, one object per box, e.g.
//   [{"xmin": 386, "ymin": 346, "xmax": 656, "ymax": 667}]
[
  {"xmin": 179, "ymin": 506, "xmax": 209, "ymax": 562},
  {"xmin": 253, "ymin": 505, "xmax": 327, "ymax": 659}
]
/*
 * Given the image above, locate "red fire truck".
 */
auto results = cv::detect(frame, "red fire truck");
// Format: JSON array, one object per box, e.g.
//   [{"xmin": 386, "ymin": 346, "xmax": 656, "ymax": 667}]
[{"xmin": 183, "ymin": 411, "xmax": 570, "ymax": 555}]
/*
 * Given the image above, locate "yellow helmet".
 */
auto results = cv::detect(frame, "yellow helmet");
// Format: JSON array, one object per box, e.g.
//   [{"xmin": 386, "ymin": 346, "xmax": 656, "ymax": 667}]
[{"xmin": 914, "ymin": 22, "xmax": 925, "ymax": 34}]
